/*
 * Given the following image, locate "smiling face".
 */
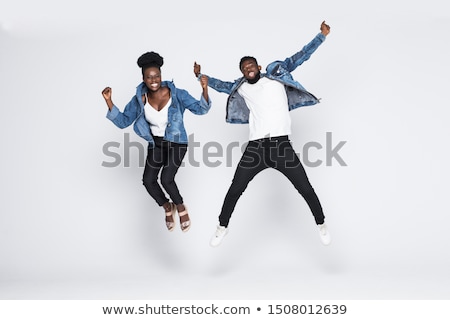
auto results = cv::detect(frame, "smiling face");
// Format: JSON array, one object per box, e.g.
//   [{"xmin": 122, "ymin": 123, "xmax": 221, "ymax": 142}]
[
  {"xmin": 240, "ymin": 58, "xmax": 261, "ymax": 81},
  {"xmin": 143, "ymin": 66, "xmax": 162, "ymax": 92}
]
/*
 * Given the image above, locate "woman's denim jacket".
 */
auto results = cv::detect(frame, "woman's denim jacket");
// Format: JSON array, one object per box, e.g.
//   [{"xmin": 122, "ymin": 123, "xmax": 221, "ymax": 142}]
[
  {"xmin": 106, "ymin": 81, "xmax": 211, "ymax": 148},
  {"xmin": 204, "ymin": 33, "xmax": 326, "ymax": 124}
]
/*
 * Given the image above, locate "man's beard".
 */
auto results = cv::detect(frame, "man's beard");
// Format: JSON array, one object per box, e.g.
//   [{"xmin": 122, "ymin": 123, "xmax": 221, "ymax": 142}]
[{"xmin": 247, "ymin": 72, "xmax": 261, "ymax": 84}]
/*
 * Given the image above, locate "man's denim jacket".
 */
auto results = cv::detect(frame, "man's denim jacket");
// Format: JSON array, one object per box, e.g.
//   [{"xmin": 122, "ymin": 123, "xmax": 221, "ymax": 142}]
[
  {"xmin": 106, "ymin": 81, "xmax": 211, "ymax": 148},
  {"xmin": 204, "ymin": 33, "xmax": 326, "ymax": 124}
]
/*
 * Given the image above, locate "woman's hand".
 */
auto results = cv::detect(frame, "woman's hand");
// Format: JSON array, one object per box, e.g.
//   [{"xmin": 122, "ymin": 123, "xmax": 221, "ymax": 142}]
[
  {"xmin": 101, "ymin": 87, "xmax": 114, "ymax": 110},
  {"xmin": 102, "ymin": 87, "xmax": 112, "ymax": 100},
  {"xmin": 200, "ymin": 75, "xmax": 208, "ymax": 89},
  {"xmin": 199, "ymin": 75, "xmax": 209, "ymax": 101}
]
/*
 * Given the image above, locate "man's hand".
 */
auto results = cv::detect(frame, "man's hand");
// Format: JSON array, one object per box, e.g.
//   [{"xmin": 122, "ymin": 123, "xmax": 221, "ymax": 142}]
[
  {"xmin": 194, "ymin": 62, "xmax": 201, "ymax": 77},
  {"xmin": 320, "ymin": 21, "xmax": 330, "ymax": 36}
]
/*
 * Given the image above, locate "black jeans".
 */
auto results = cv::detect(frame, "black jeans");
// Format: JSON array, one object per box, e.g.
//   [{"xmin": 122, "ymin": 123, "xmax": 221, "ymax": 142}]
[
  {"xmin": 142, "ymin": 137, "xmax": 187, "ymax": 206},
  {"xmin": 219, "ymin": 136, "xmax": 325, "ymax": 227}
]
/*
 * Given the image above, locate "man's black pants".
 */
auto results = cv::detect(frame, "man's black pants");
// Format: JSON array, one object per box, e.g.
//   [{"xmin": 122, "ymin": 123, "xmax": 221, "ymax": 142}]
[{"xmin": 219, "ymin": 136, "xmax": 325, "ymax": 227}]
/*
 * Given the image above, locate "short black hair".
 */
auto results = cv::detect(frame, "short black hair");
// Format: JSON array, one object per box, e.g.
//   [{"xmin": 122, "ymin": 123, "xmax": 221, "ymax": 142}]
[
  {"xmin": 239, "ymin": 56, "xmax": 258, "ymax": 71},
  {"xmin": 137, "ymin": 51, "xmax": 164, "ymax": 76}
]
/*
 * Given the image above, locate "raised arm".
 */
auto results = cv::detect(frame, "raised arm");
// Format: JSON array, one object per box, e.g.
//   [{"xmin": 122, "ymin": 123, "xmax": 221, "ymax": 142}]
[
  {"xmin": 320, "ymin": 20, "xmax": 330, "ymax": 36},
  {"xmin": 272, "ymin": 21, "xmax": 330, "ymax": 74},
  {"xmin": 102, "ymin": 87, "xmax": 114, "ymax": 111},
  {"xmin": 102, "ymin": 87, "xmax": 139, "ymax": 129},
  {"xmin": 177, "ymin": 86, "xmax": 211, "ymax": 116},
  {"xmin": 193, "ymin": 62, "xmax": 236, "ymax": 94},
  {"xmin": 199, "ymin": 74, "xmax": 209, "ymax": 102}
]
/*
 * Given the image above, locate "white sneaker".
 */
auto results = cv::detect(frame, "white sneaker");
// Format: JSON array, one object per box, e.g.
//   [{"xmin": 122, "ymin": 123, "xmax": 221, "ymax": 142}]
[
  {"xmin": 210, "ymin": 225, "xmax": 228, "ymax": 247},
  {"xmin": 318, "ymin": 223, "xmax": 331, "ymax": 246}
]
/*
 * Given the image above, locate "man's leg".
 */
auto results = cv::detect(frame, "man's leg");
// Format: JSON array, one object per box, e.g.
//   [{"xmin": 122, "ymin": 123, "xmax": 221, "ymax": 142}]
[
  {"xmin": 218, "ymin": 141, "xmax": 267, "ymax": 227},
  {"xmin": 272, "ymin": 139, "xmax": 325, "ymax": 225},
  {"xmin": 211, "ymin": 141, "xmax": 267, "ymax": 247},
  {"xmin": 271, "ymin": 138, "xmax": 330, "ymax": 245}
]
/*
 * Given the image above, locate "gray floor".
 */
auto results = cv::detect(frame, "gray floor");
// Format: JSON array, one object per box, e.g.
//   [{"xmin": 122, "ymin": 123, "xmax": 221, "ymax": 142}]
[{"xmin": 1, "ymin": 172, "xmax": 449, "ymax": 300}]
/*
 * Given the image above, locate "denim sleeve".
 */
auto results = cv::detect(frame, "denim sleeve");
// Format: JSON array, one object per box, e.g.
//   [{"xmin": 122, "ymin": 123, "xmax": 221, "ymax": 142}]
[
  {"xmin": 178, "ymin": 88, "xmax": 212, "ymax": 115},
  {"xmin": 283, "ymin": 33, "xmax": 326, "ymax": 72},
  {"xmin": 105, "ymin": 97, "xmax": 139, "ymax": 129},
  {"xmin": 200, "ymin": 74, "xmax": 235, "ymax": 94}
]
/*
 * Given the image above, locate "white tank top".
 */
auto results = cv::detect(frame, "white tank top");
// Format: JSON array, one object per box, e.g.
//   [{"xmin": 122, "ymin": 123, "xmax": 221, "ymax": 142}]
[{"xmin": 143, "ymin": 93, "xmax": 171, "ymax": 137}]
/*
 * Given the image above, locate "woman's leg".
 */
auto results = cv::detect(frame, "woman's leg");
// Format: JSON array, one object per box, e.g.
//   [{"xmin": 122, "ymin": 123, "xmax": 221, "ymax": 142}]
[
  {"xmin": 142, "ymin": 138, "xmax": 178, "ymax": 231},
  {"xmin": 160, "ymin": 141, "xmax": 188, "ymax": 205},
  {"xmin": 142, "ymin": 141, "xmax": 168, "ymax": 206},
  {"xmin": 160, "ymin": 141, "xmax": 189, "ymax": 231}
]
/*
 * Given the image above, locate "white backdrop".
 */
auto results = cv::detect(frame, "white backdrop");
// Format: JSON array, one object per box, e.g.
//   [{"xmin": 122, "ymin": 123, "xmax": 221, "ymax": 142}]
[{"xmin": 1, "ymin": 0, "xmax": 449, "ymax": 299}]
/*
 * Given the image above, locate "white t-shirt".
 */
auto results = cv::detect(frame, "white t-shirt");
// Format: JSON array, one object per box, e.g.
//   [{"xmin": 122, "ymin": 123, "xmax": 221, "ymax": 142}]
[
  {"xmin": 144, "ymin": 94, "xmax": 171, "ymax": 137},
  {"xmin": 237, "ymin": 77, "xmax": 291, "ymax": 141}
]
